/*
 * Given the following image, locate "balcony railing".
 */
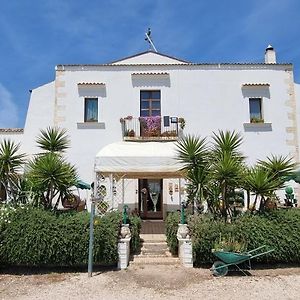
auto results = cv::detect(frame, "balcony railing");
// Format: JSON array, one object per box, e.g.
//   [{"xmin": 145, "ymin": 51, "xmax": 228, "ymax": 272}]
[{"xmin": 120, "ymin": 116, "xmax": 185, "ymax": 141}]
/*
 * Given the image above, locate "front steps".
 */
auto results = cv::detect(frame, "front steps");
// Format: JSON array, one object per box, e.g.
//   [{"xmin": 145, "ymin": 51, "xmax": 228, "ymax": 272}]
[{"xmin": 131, "ymin": 234, "xmax": 180, "ymax": 265}]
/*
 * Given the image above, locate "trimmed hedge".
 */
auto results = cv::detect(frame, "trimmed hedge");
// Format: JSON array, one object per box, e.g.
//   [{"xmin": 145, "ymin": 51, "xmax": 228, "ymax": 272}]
[
  {"xmin": 129, "ymin": 215, "xmax": 141, "ymax": 253},
  {"xmin": 190, "ymin": 209, "xmax": 300, "ymax": 266},
  {"xmin": 0, "ymin": 206, "xmax": 121, "ymax": 266},
  {"xmin": 165, "ymin": 212, "xmax": 180, "ymax": 255}
]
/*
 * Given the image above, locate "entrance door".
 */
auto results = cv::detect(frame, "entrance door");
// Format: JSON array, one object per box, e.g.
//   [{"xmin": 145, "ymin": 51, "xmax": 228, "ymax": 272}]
[{"xmin": 139, "ymin": 179, "xmax": 163, "ymax": 219}]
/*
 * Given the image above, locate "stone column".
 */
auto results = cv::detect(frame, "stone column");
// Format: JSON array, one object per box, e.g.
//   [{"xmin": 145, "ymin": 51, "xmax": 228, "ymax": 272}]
[
  {"xmin": 177, "ymin": 224, "xmax": 193, "ymax": 268},
  {"xmin": 118, "ymin": 224, "xmax": 131, "ymax": 270}
]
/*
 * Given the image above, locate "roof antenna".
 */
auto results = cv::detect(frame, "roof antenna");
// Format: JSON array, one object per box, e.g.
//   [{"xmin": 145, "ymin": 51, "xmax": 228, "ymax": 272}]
[{"xmin": 145, "ymin": 28, "xmax": 158, "ymax": 52}]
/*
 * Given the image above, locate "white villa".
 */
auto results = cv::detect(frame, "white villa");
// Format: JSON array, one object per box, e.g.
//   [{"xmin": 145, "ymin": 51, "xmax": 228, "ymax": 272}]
[{"xmin": 1, "ymin": 45, "xmax": 300, "ymax": 218}]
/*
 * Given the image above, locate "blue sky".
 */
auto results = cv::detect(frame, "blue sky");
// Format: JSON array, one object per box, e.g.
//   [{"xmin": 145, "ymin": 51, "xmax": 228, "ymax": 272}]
[{"xmin": 1, "ymin": 0, "xmax": 300, "ymax": 128}]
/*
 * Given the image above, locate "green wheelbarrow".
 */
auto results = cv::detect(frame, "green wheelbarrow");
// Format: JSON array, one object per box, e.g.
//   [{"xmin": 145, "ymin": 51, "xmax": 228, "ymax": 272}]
[{"xmin": 211, "ymin": 245, "xmax": 274, "ymax": 276}]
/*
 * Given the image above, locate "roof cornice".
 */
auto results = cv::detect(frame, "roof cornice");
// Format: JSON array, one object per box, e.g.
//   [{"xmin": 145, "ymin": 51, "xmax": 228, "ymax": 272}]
[{"xmin": 56, "ymin": 63, "xmax": 293, "ymax": 71}]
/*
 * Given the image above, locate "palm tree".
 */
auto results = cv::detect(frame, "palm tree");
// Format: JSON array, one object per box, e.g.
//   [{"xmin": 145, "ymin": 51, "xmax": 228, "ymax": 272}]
[
  {"xmin": 36, "ymin": 127, "xmax": 70, "ymax": 153},
  {"xmin": 176, "ymin": 131, "xmax": 245, "ymax": 220},
  {"xmin": 176, "ymin": 135, "xmax": 209, "ymax": 211},
  {"xmin": 176, "ymin": 135, "xmax": 208, "ymax": 169},
  {"xmin": 25, "ymin": 127, "xmax": 78, "ymax": 209},
  {"xmin": 210, "ymin": 131, "xmax": 245, "ymax": 221},
  {"xmin": 211, "ymin": 130, "xmax": 244, "ymax": 161},
  {"xmin": 258, "ymin": 155, "xmax": 296, "ymax": 183},
  {"xmin": 26, "ymin": 152, "xmax": 78, "ymax": 209},
  {"xmin": 245, "ymin": 166, "xmax": 283, "ymax": 213},
  {"xmin": 211, "ymin": 152, "xmax": 244, "ymax": 220},
  {"xmin": 0, "ymin": 139, "xmax": 25, "ymax": 201}
]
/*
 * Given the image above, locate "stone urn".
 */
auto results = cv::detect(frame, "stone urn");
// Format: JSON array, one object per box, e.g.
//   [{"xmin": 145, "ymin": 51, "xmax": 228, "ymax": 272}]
[
  {"xmin": 119, "ymin": 224, "xmax": 131, "ymax": 239},
  {"xmin": 177, "ymin": 223, "xmax": 190, "ymax": 239}
]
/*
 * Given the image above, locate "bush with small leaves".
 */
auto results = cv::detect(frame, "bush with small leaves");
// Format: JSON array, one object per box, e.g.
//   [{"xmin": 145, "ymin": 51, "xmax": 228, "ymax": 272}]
[{"xmin": 0, "ymin": 206, "xmax": 121, "ymax": 267}]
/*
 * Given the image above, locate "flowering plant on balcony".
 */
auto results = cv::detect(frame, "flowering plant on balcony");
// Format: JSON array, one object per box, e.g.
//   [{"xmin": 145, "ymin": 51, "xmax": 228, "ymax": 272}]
[
  {"xmin": 139, "ymin": 116, "xmax": 161, "ymax": 137},
  {"xmin": 178, "ymin": 117, "xmax": 186, "ymax": 129},
  {"xmin": 120, "ymin": 116, "xmax": 133, "ymax": 123}
]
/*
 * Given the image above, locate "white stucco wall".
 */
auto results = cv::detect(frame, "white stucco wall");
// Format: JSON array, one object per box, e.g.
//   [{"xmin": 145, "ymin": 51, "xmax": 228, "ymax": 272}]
[
  {"xmin": 22, "ymin": 81, "xmax": 55, "ymax": 157},
  {"xmin": 112, "ymin": 51, "xmax": 187, "ymax": 65},
  {"xmin": 295, "ymin": 82, "xmax": 300, "ymax": 151},
  {"xmin": 53, "ymin": 63, "xmax": 297, "ymax": 174},
  {"xmin": 0, "ymin": 132, "xmax": 24, "ymax": 146},
  {"xmin": 1, "ymin": 51, "xmax": 299, "ymax": 211}
]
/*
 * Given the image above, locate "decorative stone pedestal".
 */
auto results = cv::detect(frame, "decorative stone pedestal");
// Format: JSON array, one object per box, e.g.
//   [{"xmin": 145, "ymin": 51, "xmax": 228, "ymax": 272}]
[
  {"xmin": 118, "ymin": 224, "xmax": 131, "ymax": 270},
  {"xmin": 177, "ymin": 224, "xmax": 193, "ymax": 268},
  {"xmin": 177, "ymin": 237, "xmax": 193, "ymax": 267}
]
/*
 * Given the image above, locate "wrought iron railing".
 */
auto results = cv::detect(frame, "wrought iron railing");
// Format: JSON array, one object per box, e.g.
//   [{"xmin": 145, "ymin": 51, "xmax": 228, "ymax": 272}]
[{"xmin": 120, "ymin": 116, "xmax": 185, "ymax": 141}]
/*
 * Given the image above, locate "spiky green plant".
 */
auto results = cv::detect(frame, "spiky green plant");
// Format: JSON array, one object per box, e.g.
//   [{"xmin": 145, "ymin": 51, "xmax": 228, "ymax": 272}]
[
  {"xmin": 26, "ymin": 152, "xmax": 78, "ymax": 209},
  {"xmin": 245, "ymin": 167, "xmax": 283, "ymax": 213},
  {"xmin": 36, "ymin": 127, "xmax": 70, "ymax": 153},
  {"xmin": 176, "ymin": 135, "xmax": 208, "ymax": 169},
  {"xmin": 210, "ymin": 131, "xmax": 245, "ymax": 221},
  {"xmin": 0, "ymin": 139, "xmax": 25, "ymax": 201},
  {"xmin": 176, "ymin": 135, "xmax": 210, "ymax": 211},
  {"xmin": 258, "ymin": 155, "xmax": 296, "ymax": 181},
  {"xmin": 211, "ymin": 130, "xmax": 244, "ymax": 161}
]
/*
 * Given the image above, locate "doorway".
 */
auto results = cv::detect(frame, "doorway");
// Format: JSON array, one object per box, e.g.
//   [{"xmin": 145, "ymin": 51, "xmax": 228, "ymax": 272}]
[{"xmin": 138, "ymin": 179, "xmax": 163, "ymax": 219}]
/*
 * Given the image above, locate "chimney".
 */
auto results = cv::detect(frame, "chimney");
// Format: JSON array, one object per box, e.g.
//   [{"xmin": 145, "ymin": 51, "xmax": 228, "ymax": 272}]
[{"xmin": 265, "ymin": 44, "xmax": 276, "ymax": 64}]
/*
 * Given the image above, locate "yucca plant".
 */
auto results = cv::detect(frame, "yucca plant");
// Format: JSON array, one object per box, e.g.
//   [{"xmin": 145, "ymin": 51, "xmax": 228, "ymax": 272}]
[
  {"xmin": 245, "ymin": 166, "xmax": 283, "ymax": 213},
  {"xmin": 211, "ymin": 130, "xmax": 244, "ymax": 161},
  {"xmin": 258, "ymin": 154, "xmax": 296, "ymax": 183},
  {"xmin": 210, "ymin": 131, "xmax": 245, "ymax": 221},
  {"xmin": 176, "ymin": 135, "xmax": 209, "ymax": 169},
  {"xmin": 176, "ymin": 135, "xmax": 210, "ymax": 211},
  {"xmin": 26, "ymin": 152, "xmax": 78, "ymax": 209},
  {"xmin": 36, "ymin": 127, "xmax": 70, "ymax": 153},
  {"xmin": 24, "ymin": 127, "xmax": 78, "ymax": 210},
  {"xmin": 0, "ymin": 139, "xmax": 26, "ymax": 201}
]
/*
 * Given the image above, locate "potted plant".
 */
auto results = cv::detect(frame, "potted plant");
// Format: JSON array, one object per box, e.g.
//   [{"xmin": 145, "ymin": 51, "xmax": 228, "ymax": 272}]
[
  {"xmin": 178, "ymin": 117, "xmax": 186, "ymax": 129},
  {"xmin": 213, "ymin": 234, "xmax": 247, "ymax": 253},
  {"xmin": 125, "ymin": 129, "xmax": 135, "ymax": 137},
  {"xmin": 250, "ymin": 117, "xmax": 264, "ymax": 123}
]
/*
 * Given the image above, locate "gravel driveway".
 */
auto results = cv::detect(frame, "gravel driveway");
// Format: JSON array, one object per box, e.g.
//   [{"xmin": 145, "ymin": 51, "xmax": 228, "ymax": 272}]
[{"xmin": 1, "ymin": 265, "xmax": 300, "ymax": 300}]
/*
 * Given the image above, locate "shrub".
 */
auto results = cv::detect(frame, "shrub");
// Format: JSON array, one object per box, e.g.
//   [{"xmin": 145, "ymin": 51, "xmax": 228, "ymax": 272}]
[
  {"xmin": 165, "ymin": 212, "xmax": 180, "ymax": 255},
  {"xmin": 0, "ymin": 206, "xmax": 121, "ymax": 266},
  {"xmin": 190, "ymin": 209, "xmax": 300, "ymax": 266},
  {"xmin": 129, "ymin": 215, "xmax": 142, "ymax": 253}
]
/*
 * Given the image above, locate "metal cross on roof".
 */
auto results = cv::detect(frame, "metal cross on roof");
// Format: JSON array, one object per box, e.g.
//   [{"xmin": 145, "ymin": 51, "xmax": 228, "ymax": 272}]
[{"xmin": 145, "ymin": 28, "xmax": 158, "ymax": 52}]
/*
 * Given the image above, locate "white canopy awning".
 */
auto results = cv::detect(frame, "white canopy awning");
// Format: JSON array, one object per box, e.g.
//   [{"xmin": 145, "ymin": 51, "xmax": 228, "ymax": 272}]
[{"xmin": 94, "ymin": 141, "xmax": 183, "ymax": 178}]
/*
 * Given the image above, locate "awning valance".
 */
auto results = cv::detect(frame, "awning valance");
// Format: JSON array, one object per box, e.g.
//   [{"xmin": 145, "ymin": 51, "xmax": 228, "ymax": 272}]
[{"xmin": 94, "ymin": 141, "xmax": 183, "ymax": 178}]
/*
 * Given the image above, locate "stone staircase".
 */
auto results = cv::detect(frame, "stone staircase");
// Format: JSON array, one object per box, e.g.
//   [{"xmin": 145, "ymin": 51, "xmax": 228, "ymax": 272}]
[{"xmin": 131, "ymin": 233, "xmax": 180, "ymax": 265}]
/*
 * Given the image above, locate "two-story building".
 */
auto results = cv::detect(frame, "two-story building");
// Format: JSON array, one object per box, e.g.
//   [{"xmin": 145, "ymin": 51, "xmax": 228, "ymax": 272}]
[{"xmin": 1, "ymin": 45, "xmax": 300, "ymax": 218}]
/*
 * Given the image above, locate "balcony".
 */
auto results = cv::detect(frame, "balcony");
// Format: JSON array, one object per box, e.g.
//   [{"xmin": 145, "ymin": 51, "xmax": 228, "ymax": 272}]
[{"xmin": 120, "ymin": 116, "xmax": 185, "ymax": 141}]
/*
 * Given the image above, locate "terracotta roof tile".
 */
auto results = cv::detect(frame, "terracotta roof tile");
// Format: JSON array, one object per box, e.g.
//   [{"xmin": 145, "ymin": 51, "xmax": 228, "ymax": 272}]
[
  {"xmin": 131, "ymin": 72, "xmax": 169, "ymax": 76},
  {"xmin": 77, "ymin": 82, "xmax": 105, "ymax": 86},
  {"xmin": 242, "ymin": 83, "xmax": 270, "ymax": 87},
  {"xmin": 0, "ymin": 128, "xmax": 24, "ymax": 133}
]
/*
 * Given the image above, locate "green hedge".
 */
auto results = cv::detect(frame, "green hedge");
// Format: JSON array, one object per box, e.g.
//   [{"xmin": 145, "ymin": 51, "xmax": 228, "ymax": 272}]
[
  {"xmin": 129, "ymin": 215, "xmax": 141, "ymax": 253},
  {"xmin": 165, "ymin": 212, "xmax": 180, "ymax": 255},
  {"xmin": 190, "ymin": 209, "xmax": 300, "ymax": 266},
  {"xmin": 0, "ymin": 206, "xmax": 121, "ymax": 266}
]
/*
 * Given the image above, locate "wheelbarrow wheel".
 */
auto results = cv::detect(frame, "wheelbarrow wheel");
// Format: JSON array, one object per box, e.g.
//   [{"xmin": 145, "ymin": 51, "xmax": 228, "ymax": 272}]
[{"xmin": 211, "ymin": 261, "xmax": 228, "ymax": 277}]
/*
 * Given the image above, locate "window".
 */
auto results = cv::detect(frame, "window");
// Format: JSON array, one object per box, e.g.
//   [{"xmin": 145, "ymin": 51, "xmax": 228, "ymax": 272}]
[
  {"xmin": 140, "ymin": 90, "xmax": 161, "ymax": 117},
  {"xmin": 84, "ymin": 98, "xmax": 98, "ymax": 122},
  {"xmin": 249, "ymin": 98, "xmax": 263, "ymax": 123}
]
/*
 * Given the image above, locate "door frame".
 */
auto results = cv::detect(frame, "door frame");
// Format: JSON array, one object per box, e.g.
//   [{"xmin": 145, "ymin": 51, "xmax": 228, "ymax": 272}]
[{"xmin": 138, "ymin": 178, "xmax": 163, "ymax": 219}]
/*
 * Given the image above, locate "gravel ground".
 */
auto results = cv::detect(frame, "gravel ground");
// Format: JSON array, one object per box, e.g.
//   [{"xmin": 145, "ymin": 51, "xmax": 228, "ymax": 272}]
[{"xmin": 1, "ymin": 265, "xmax": 300, "ymax": 300}]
